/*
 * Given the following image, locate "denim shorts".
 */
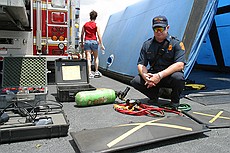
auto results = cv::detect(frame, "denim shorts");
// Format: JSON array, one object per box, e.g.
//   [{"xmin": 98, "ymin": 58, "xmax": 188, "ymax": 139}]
[{"xmin": 84, "ymin": 40, "xmax": 98, "ymax": 51}]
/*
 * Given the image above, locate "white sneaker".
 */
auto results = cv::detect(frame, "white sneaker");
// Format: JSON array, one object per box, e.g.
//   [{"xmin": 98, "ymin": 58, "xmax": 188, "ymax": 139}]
[
  {"xmin": 89, "ymin": 72, "xmax": 94, "ymax": 79},
  {"xmin": 94, "ymin": 71, "xmax": 102, "ymax": 78}
]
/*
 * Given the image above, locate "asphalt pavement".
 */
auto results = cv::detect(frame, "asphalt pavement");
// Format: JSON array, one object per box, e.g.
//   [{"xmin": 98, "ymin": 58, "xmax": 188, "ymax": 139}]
[{"xmin": 0, "ymin": 69, "xmax": 229, "ymax": 153}]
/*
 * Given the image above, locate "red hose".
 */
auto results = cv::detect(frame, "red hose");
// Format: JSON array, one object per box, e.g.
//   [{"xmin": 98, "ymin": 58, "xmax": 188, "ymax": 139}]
[{"xmin": 113, "ymin": 103, "xmax": 182, "ymax": 117}]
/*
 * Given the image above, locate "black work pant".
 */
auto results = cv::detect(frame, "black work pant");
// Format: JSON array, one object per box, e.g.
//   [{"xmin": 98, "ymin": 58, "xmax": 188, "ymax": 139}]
[{"xmin": 130, "ymin": 71, "xmax": 185, "ymax": 104}]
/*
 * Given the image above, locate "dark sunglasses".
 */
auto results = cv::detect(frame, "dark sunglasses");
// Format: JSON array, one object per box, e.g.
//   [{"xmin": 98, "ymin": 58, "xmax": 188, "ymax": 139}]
[{"xmin": 153, "ymin": 27, "xmax": 166, "ymax": 33}]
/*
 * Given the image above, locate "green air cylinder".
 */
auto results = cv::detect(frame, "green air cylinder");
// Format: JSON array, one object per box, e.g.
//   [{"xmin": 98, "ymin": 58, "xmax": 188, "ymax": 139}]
[{"xmin": 75, "ymin": 88, "xmax": 116, "ymax": 106}]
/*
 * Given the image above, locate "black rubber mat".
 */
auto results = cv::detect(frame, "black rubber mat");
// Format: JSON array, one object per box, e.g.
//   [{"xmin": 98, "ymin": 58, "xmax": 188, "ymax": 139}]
[
  {"xmin": 185, "ymin": 92, "xmax": 230, "ymax": 105},
  {"xmin": 71, "ymin": 115, "xmax": 209, "ymax": 153},
  {"xmin": 184, "ymin": 109, "xmax": 230, "ymax": 128},
  {"xmin": 184, "ymin": 69, "xmax": 230, "ymax": 106}
]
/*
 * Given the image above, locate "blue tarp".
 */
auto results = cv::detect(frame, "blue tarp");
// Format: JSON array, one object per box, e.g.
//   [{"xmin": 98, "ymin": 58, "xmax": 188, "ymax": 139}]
[
  {"xmin": 196, "ymin": 0, "xmax": 230, "ymax": 67},
  {"xmin": 100, "ymin": 0, "xmax": 222, "ymax": 79},
  {"xmin": 184, "ymin": 0, "xmax": 218, "ymax": 78}
]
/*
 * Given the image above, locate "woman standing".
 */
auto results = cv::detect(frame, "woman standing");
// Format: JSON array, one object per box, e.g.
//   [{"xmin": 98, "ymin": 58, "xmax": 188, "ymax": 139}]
[{"xmin": 81, "ymin": 10, "xmax": 105, "ymax": 78}]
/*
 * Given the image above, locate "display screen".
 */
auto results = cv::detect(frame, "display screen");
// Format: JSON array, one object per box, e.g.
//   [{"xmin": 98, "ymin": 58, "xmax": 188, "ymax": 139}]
[{"xmin": 62, "ymin": 65, "xmax": 81, "ymax": 80}]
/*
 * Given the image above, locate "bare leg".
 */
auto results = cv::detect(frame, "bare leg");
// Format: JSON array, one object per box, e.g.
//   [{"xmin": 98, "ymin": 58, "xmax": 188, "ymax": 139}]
[
  {"xmin": 85, "ymin": 50, "xmax": 92, "ymax": 74},
  {"xmin": 92, "ymin": 50, "xmax": 99, "ymax": 71}
]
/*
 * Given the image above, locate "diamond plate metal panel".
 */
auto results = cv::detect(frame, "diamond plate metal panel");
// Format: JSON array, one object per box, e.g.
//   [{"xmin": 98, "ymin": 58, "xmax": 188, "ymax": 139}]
[{"xmin": 2, "ymin": 57, "xmax": 47, "ymax": 87}]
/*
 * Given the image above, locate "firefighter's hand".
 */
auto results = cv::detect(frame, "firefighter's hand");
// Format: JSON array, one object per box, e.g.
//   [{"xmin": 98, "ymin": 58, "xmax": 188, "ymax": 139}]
[
  {"xmin": 142, "ymin": 73, "xmax": 151, "ymax": 82},
  {"xmin": 143, "ymin": 73, "xmax": 155, "ymax": 88},
  {"xmin": 145, "ymin": 80, "xmax": 155, "ymax": 88},
  {"xmin": 145, "ymin": 73, "xmax": 161, "ymax": 88}
]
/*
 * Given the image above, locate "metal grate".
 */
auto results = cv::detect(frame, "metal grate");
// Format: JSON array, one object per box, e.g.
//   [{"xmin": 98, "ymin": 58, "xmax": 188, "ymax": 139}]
[{"xmin": 2, "ymin": 57, "xmax": 47, "ymax": 87}]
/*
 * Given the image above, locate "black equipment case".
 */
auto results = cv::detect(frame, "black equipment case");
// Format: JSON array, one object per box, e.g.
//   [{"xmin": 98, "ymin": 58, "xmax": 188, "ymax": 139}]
[
  {"xmin": 0, "ymin": 57, "xmax": 69, "ymax": 143},
  {"xmin": 0, "ymin": 110, "xmax": 69, "ymax": 144},
  {"xmin": 0, "ymin": 57, "xmax": 48, "ymax": 109},
  {"xmin": 55, "ymin": 59, "xmax": 96, "ymax": 102}
]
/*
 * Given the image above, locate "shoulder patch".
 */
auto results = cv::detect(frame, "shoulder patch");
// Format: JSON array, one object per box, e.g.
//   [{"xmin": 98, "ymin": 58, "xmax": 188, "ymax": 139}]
[
  {"xmin": 179, "ymin": 42, "xmax": 185, "ymax": 51},
  {"xmin": 168, "ymin": 44, "xmax": 172, "ymax": 51}
]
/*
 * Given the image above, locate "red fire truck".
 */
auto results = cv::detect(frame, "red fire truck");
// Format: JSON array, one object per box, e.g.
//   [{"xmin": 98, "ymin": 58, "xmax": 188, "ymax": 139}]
[
  {"xmin": 0, "ymin": 0, "xmax": 80, "ymax": 83},
  {"xmin": 0, "ymin": 0, "xmax": 80, "ymax": 61}
]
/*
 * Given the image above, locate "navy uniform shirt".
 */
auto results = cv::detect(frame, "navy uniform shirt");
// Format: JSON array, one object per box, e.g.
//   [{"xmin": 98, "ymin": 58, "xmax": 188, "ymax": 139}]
[{"xmin": 137, "ymin": 34, "xmax": 186, "ymax": 72}]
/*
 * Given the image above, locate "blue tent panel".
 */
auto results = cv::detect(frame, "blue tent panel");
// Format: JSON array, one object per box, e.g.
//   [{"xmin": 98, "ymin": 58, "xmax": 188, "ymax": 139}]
[
  {"xmin": 196, "ymin": 36, "xmax": 217, "ymax": 66},
  {"xmin": 100, "ymin": 0, "xmax": 218, "ymax": 80},
  {"xmin": 196, "ymin": 1, "xmax": 230, "ymax": 69}
]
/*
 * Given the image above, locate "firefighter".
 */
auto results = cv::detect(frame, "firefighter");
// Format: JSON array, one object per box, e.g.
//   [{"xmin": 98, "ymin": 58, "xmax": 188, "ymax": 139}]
[{"xmin": 130, "ymin": 15, "xmax": 186, "ymax": 110}]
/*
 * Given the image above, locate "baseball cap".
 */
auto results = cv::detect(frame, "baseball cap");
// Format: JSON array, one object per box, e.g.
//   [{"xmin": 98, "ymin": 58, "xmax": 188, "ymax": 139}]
[{"xmin": 152, "ymin": 15, "xmax": 168, "ymax": 28}]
